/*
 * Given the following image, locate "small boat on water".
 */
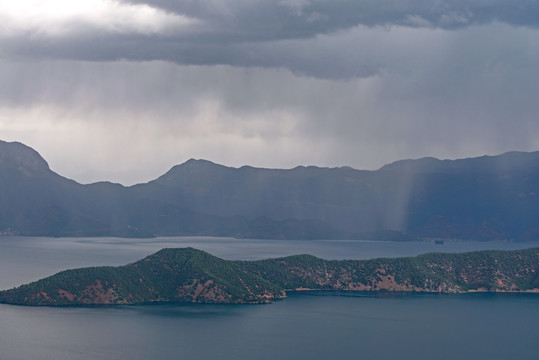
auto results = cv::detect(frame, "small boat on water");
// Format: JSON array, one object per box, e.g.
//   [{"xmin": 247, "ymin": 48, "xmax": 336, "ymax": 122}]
[{"xmin": 435, "ymin": 240, "xmax": 444, "ymax": 245}]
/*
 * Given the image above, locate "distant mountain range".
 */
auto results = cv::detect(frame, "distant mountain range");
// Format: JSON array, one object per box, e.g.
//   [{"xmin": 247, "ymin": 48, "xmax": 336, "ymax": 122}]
[
  {"xmin": 1, "ymin": 247, "xmax": 537, "ymax": 306},
  {"xmin": 1, "ymin": 140, "xmax": 538, "ymax": 241}
]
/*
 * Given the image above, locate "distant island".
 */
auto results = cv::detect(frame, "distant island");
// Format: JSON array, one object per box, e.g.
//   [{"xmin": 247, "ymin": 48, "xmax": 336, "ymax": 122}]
[
  {"xmin": 1, "ymin": 140, "xmax": 539, "ymax": 241},
  {"xmin": 1, "ymin": 247, "xmax": 537, "ymax": 306}
]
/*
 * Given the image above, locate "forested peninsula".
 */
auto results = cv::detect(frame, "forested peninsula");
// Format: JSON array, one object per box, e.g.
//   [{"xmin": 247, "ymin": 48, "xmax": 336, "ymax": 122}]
[{"xmin": 1, "ymin": 247, "xmax": 537, "ymax": 306}]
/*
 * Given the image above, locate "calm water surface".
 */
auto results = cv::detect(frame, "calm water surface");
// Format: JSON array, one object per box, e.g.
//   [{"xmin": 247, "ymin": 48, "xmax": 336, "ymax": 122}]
[{"xmin": 0, "ymin": 237, "xmax": 537, "ymax": 360}]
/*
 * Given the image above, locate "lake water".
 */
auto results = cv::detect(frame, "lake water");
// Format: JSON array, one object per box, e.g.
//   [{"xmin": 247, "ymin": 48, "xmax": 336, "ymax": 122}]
[{"xmin": 0, "ymin": 237, "xmax": 538, "ymax": 360}]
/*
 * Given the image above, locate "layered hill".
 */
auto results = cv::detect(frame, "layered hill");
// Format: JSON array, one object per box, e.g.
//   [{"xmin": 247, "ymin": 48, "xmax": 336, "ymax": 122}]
[
  {"xmin": 1, "ymin": 139, "xmax": 539, "ymax": 240},
  {"xmin": 0, "ymin": 247, "xmax": 537, "ymax": 306},
  {"xmin": 0, "ymin": 141, "xmax": 340, "ymax": 239}
]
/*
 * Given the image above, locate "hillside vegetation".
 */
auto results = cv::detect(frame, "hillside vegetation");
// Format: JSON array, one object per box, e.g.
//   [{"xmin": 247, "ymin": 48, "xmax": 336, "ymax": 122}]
[{"xmin": 1, "ymin": 247, "xmax": 537, "ymax": 306}]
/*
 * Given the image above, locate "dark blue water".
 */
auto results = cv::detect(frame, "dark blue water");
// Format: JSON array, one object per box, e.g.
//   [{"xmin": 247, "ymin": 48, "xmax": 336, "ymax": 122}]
[{"xmin": 0, "ymin": 237, "xmax": 537, "ymax": 360}]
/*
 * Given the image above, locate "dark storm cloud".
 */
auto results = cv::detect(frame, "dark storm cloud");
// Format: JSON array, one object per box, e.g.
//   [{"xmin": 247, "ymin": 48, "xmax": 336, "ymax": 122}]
[
  {"xmin": 1, "ymin": 0, "xmax": 538, "ymax": 184},
  {"xmin": 121, "ymin": 0, "xmax": 539, "ymax": 37},
  {"xmin": 2, "ymin": 1, "xmax": 539, "ymax": 79},
  {"xmin": 2, "ymin": 21, "xmax": 538, "ymax": 185}
]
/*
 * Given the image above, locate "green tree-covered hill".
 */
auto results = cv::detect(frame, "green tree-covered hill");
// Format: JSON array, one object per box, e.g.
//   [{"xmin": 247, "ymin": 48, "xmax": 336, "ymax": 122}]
[{"xmin": 1, "ymin": 247, "xmax": 537, "ymax": 306}]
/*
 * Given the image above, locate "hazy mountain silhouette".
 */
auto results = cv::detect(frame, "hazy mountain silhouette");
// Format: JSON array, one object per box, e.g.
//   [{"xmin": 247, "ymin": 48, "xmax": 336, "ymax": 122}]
[{"xmin": 1, "ymin": 140, "xmax": 538, "ymax": 241}]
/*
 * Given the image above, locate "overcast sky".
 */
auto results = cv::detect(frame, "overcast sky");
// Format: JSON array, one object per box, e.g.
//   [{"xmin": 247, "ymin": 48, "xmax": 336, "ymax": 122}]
[{"xmin": 1, "ymin": 0, "xmax": 538, "ymax": 185}]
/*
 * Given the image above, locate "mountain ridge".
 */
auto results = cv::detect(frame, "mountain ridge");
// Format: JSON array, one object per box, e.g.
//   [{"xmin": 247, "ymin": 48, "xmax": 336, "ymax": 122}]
[
  {"xmin": 1, "ymin": 140, "xmax": 538, "ymax": 241},
  {"xmin": 3, "ymin": 139, "xmax": 536, "ymax": 186},
  {"xmin": 379, "ymin": 151, "xmax": 539, "ymax": 174},
  {"xmin": 0, "ymin": 140, "xmax": 51, "ymax": 174}
]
